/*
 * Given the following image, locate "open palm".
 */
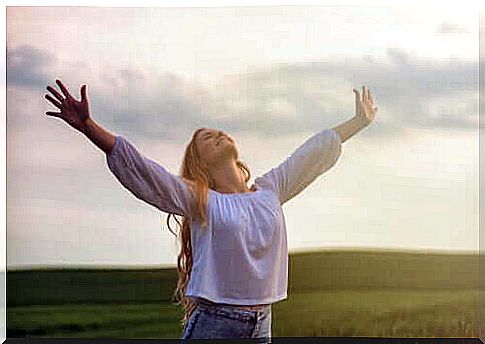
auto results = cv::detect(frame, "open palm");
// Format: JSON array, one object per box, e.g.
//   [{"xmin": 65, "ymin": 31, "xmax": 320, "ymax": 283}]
[
  {"xmin": 45, "ymin": 79, "xmax": 91, "ymax": 132},
  {"xmin": 352, "ymin": 85, "xmax": 378, "ymax": 126}
]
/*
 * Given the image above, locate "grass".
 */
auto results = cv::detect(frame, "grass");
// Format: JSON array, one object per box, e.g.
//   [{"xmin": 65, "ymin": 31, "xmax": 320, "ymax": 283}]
[
  {"xmin": 273, "ymin": 288, "xmax": 480, "ymax": 337},
  {"xmin": 7, "ymin": 249, "xmax": 482, "ymax": 339}
]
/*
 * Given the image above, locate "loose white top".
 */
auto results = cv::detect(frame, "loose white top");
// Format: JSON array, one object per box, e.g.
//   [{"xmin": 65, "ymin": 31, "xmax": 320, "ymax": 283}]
[{"xmin": 106, "ymin": 128, "xmax": 342, "ymax": 305}]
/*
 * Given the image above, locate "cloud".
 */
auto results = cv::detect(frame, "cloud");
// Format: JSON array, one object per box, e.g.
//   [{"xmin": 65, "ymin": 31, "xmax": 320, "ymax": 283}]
[
  {"xmin": 8, "ymin": 45, "xmax": 478, "ymax": 145},
  {"xmin": 7, "ymin": 45, "xmax": 57, "ymax": 88},
  {"xmin": 213, "ymin": 48, "xmax": 478, "ymax": 135}
]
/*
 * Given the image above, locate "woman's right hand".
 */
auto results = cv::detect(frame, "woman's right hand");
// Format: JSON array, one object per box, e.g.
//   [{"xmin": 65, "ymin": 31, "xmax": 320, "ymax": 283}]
[{"xmin": 45, "ymin": 79, "xmax": 91, "ymax": 133}]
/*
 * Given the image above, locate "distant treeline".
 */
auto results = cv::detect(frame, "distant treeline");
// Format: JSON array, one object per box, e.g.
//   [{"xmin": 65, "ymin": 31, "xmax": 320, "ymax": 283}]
[{"xmin": 7, "ymin": 249, "xmax": 480, "ymax": 306}]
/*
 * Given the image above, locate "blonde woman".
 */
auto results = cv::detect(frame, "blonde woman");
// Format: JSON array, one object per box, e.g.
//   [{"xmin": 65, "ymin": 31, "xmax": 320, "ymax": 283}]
[{"xmin": 45, "ymin": 79, "xmax": 377, "ymax": 342}]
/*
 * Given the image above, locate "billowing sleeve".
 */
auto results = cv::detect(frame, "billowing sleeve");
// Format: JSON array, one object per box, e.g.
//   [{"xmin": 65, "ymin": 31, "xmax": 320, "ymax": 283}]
[
  {"xmin": 254, "ymin": 128, "xmax": 342, "ymax": 205},
  {"xmin": 106, "ymin": 136, "xmax": 195, "ymax": 216}
]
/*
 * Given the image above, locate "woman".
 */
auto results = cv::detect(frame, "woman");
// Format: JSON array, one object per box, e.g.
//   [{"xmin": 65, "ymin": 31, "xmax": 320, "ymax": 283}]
[{"xmin": 44, "ymin": 80, "xmax": 378, "ymax": 342}]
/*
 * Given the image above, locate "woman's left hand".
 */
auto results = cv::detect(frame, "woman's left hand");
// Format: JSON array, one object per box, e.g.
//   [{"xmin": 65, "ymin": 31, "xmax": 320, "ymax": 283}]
[{"xmin": 353, "ymin": 85, "xmax": 378, "ymax": 126}]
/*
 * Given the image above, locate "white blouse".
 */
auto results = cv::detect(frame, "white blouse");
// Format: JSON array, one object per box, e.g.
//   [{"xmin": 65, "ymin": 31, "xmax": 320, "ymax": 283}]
[{"xmin": 106, "ymin": 128, "xmax": 342, "ymax": 305}]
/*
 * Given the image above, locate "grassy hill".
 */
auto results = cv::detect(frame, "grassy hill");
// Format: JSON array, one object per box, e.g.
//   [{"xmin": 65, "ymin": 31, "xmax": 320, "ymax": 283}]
[{"xmin": 6, "ymin": 248, "xmax": 482, "ymax": 338}]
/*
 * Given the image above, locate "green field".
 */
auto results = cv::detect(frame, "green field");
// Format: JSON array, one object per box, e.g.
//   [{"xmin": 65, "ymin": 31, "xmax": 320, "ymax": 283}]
[{"xmin": 7, "ymin": 248, "xmax": 483, "ymax": 338}]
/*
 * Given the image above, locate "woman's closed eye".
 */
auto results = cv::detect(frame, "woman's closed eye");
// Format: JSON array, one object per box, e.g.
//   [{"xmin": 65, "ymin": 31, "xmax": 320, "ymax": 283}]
[{"xmin": 203, "ymin": 131, "xmax": 219, "ymax": 141}]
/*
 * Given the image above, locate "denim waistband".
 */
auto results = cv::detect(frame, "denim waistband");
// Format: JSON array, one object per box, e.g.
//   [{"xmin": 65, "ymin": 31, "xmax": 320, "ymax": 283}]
[{"xmin": 194, "ymin": 296, "xmax": 271, "ymax": 311}]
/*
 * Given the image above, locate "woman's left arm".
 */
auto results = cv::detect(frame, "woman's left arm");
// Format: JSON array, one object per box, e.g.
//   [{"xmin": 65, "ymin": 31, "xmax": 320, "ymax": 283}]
[{"xmin": 332, "ymin": 85, "xmax": 378, "ymax": 143}]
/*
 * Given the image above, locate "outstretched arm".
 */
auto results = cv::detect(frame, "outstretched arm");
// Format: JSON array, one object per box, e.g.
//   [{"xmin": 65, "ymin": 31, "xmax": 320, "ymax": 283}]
[
  {"xmin": 254, "ymin": 128, "xmax": 342, "ymax": 205},
  {"xmin": 45, "ymin": 79, "xmax": 194, "ymax": 217},
  {"xmin": 331, "ymin": 116, "xmax": 368, "ymax": 143},
  {"xmin": 83, "ymin": 119, "xmax": 194, "ymax": 216},
  {"xmin": 254, "ymin": 86, "xmax": 377, "ymax": 205},
  {"xmin": 83, "ymin": 120, "xmax": 191, "ymax": 215},
  {"xmin": 104, "ymin": 135, "xmax": 195, "ymax": 217}
]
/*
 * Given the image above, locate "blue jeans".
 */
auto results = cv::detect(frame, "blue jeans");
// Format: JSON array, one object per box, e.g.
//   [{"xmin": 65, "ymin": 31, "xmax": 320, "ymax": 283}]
[{"xmin": 180, "ymin": 298, "xmax": 272, "ymax": 343}]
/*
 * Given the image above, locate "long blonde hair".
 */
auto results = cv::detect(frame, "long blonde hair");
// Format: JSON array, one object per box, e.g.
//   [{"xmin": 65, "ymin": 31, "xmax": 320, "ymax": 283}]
[{"xmin": 165, "ymin": 128, "xmax": 252, "ymax": 328}]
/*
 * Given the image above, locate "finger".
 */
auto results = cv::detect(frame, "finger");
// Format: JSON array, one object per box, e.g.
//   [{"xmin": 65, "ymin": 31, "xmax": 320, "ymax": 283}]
[
  {"xmin": 46, "ymin": 85, "xmax": 64, "ymax": 102},
  {"xmin": 45, "ymin": 94, "xmax": 63, "ymax": 109},
  {"xmin": 362, "ymin": 85, "xmax": 367, "ymax": 101},
  {"xmin": 80, "ymin": 84, "xmax": 87, "ymax": 103},
  {"xmin": 369, "ymin": 89, "xmax": 374, "ymax": 105},
  {"xmin": 353, "ymin": 88, "xmax": 360, "ymax": 115},
  {"xmin": 353, "ymin": 88, "xmax": 361, "ymax": 101},
  {"xmin": 56, "ymin": 79, "xmax": 72, "ymax": 99},
  {"xmin": 45, "ymin": 111, "xmax": 62, "ymax": 118}
]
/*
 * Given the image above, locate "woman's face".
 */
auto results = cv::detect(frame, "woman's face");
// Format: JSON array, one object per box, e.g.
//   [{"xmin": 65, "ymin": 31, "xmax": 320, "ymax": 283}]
[{"xmin": 195, "ymin": 128, "xmax": 238, "ymax": 165}]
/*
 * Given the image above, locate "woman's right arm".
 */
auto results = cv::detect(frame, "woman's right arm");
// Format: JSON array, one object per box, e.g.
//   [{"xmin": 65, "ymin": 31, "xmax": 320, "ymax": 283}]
[
  {"xmin": 45, "ymin": 79, "xmax": 195, "ymax": 217},
  {"xmin": 81, "ymin": 117, "xmax": 116, "ymax": 155},
  {"xmin": 82, "ymin": 119, "xmax": 195, "ymax": 217},
  {"xmin": 102, "ymin": 133, "xmax": 196, "ymax": 217}
]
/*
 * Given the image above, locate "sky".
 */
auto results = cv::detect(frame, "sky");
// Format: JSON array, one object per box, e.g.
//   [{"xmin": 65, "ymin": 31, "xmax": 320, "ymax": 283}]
[{"xmin": 4, "ymin": 3, "xmax": 481, "ymax": 269}]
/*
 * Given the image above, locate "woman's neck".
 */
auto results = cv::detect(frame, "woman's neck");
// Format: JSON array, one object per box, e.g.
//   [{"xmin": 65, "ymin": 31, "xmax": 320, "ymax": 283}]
[{"xmin": 209, "ymin": 159, "xmax": 251, "ymax": 194}]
